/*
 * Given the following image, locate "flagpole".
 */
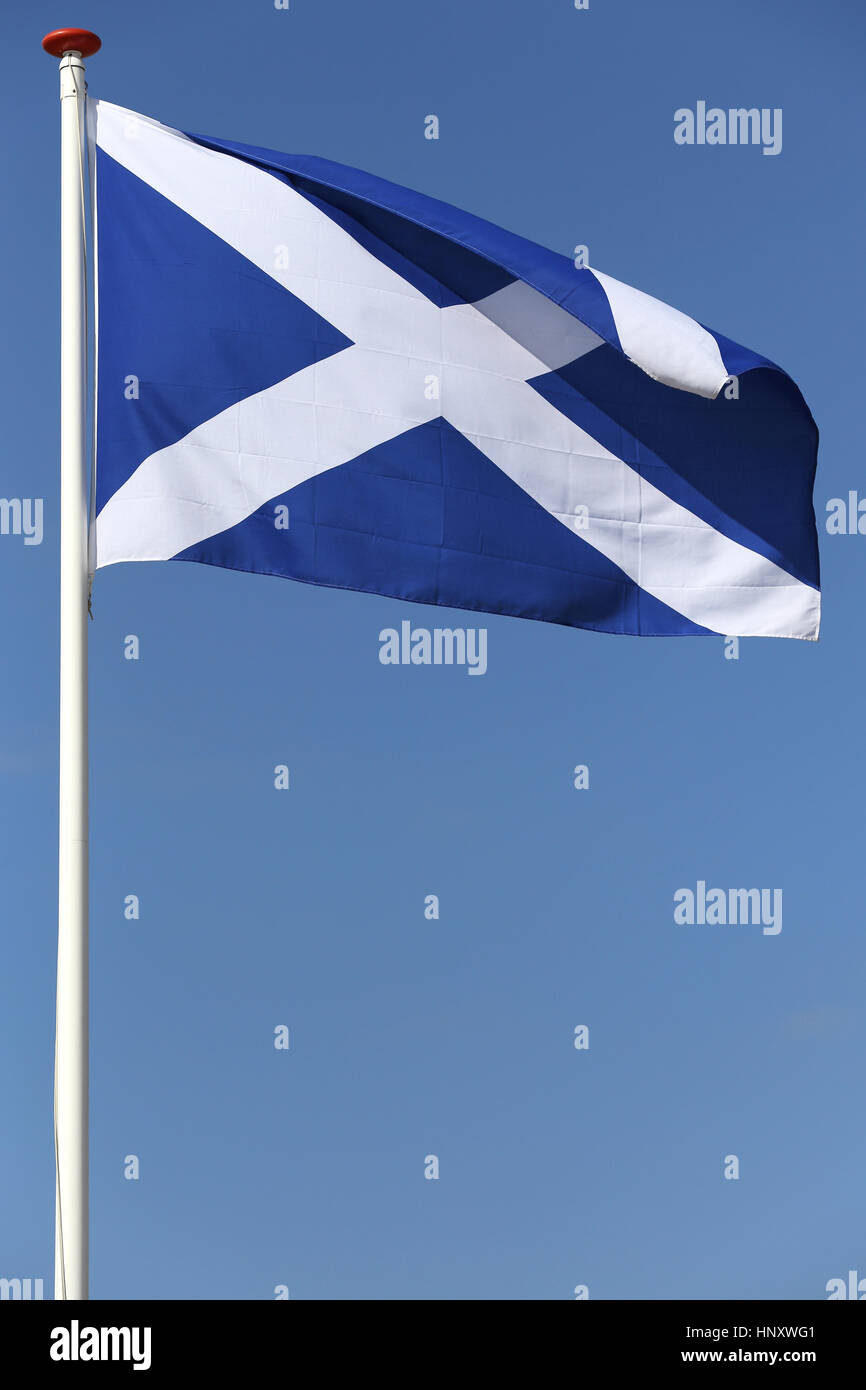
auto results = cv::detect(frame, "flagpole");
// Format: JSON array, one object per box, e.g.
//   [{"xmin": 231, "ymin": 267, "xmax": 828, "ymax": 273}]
[{"xmin": 42, "ymin": 26, "xmax": 101, "ymax": 1302}]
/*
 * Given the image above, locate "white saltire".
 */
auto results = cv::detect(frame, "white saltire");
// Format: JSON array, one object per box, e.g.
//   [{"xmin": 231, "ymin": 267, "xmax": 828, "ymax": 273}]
[{"xmin": 92, "ymin": 101, "xmax": 818, "ymax": 638}]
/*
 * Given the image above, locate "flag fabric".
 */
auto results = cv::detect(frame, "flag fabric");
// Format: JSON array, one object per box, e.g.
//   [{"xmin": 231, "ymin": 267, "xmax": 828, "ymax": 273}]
[{"xmin": 89, "ymin": 100, "xmax": 820, "ymax": 639}]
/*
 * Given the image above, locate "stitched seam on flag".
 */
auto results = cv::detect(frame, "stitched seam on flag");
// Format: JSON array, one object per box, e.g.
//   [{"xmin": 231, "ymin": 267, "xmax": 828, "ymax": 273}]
[
  {"xmin": 223, "ymin": 519, "xmax": 638, "ymax": 586},
  {"xmin": 126, "ymin": 462, "xmax": 808, "ymax": 538},
  {"xmin": 113, "ymin": 459, "xmax": 820, "ymax": 571},
  {"xmin": 172, "ymin": 549, "xmax": 644, "ymax": 604},
  {"xmin": 158, "ymin": 503, "xmax": 814, "ymax": 591}
]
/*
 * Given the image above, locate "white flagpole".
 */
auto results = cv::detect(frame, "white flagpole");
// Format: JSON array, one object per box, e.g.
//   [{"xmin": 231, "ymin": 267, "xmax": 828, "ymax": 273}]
[{"xmin": 43, "ymin": 26, "xmax": 101, "ymax": 1302}]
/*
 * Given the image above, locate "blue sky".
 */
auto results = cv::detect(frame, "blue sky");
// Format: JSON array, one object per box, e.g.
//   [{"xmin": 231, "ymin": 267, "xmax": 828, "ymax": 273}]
[{"xmin": 1, "ymin": 0, "xmax": 864, "ymax": 1299}]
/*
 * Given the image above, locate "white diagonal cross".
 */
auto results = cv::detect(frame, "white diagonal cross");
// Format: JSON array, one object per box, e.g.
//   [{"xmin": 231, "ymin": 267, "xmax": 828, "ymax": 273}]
[{"xmin": 93, "ymin": 102, "xmax": 818, "ymax": 638}]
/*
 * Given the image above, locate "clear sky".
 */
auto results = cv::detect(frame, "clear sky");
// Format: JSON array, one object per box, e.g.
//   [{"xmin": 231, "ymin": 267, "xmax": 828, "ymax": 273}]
[{"xmin": 1, "ymin": 0, "xmax": 864, "ymax": 1300}]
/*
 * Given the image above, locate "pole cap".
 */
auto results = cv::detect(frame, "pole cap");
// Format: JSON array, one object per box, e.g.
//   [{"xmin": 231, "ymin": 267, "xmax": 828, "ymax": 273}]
[{"xmin": 42, "ymin": 28, "xmax": 102, "ymax": 58}]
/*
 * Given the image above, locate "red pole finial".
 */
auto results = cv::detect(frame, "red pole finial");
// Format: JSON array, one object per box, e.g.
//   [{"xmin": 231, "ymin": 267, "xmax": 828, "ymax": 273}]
[{"xmin": 42, "ymin": 28, "xmax": 102, "ymax": 58}]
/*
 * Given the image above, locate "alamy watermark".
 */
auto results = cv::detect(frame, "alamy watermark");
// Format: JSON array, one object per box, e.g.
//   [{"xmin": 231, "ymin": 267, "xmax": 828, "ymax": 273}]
[
  {"xmin": 379, "ymin": 620, "xmax": 487, "ymax": 675},
  {"xmin": 674, "ymin": 880, "xmax": 782, "ymax": 935},
  {"xmin": 826, "ymin": 1270, "xmax": 866, "ymax": 1299},
  {"xmin": 0, "ymin": 498, "xmax": 43, "ymax": 545},
  {"xmin": 674, "ymin": 103, "xmax": 782, "ymax": 156},
  {"xmin": 50, "ymin": 1322, "xmax": 152, "ymax": 1371},
  {"xmin": 0, "ymin": 1277, "xmax": 43, "ymax": 1299},
  {"xmin": 825, "ymin": 493, "xmax": 866, "ymax": 534}
]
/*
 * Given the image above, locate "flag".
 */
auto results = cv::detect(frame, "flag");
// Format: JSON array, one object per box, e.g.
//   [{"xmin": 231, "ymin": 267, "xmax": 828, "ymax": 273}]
[{"xmin": 89, "ymin": 101, "xmax": 820, "ymax": 639}]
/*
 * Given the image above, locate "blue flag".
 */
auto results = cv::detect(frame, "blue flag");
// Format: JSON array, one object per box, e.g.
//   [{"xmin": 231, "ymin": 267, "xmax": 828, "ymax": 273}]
[{"xmin": 91, "ymin": 101, "xmax": 820, "ymax": 639}]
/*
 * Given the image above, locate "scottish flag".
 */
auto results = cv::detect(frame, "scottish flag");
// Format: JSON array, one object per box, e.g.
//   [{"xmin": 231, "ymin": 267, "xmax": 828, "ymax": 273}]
[{"xmin": 90, "ymin": 101, "xmax": 820, "ymax": 638}]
